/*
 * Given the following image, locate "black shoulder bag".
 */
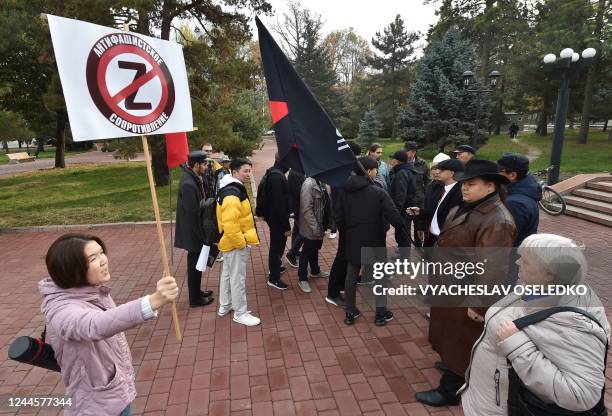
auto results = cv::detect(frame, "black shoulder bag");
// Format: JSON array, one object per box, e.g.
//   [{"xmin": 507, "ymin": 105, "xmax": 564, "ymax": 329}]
[{"xmin": 507, "ymin": 306, "xmax": 608, "ymax": 416}]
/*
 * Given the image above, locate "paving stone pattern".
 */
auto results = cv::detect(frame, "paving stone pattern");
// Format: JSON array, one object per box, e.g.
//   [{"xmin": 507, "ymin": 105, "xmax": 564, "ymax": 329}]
[{"xmin": 0, "ymin": 139, "xmax": 611, "ymax": 415}]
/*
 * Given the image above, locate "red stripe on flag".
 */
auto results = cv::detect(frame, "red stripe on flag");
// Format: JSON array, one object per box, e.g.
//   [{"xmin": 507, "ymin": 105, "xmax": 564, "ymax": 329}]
[
  {"xmin": 165, "ymin": 132, "xmax": 189, "ymax": 168},
  {"xmin": 269, "ymin": 100, "xmax": 289, "ymax": 124}
]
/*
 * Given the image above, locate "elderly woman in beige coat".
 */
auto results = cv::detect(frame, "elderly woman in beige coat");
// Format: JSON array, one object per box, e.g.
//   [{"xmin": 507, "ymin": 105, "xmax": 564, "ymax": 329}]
[{"xmin": 460, "ymin": 233, "xmax": 610, "ymax": 415}]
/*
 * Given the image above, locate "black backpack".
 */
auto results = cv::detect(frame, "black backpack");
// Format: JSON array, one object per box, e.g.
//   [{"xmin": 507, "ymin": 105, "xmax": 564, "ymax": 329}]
[
  {"xmin": 199, "ymin": 184, "xmax": 243, "ymax": 245},
  {"xmin": 507, "ymin": 306, "xmax": 608, "ymax": 416},
  {"xmin": 199, "ymin": 197, "xmax": 220, "ymax": 246},
  {"xmin": 255, "ymin": 169, "xmax": 282, "ymax": 218}
]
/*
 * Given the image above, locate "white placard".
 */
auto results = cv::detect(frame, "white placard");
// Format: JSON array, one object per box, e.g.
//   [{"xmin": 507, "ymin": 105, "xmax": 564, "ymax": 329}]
[
  {"xmin": 47, "ymin": 14, "xmax": 193, "ymax": 141},
  {"xmin": 196, "ymin": 245, "xmax": 211, "ymax": 272}
]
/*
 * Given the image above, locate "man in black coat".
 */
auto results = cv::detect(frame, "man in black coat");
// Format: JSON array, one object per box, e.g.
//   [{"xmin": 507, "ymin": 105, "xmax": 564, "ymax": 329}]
[
  {"xmin": 174, "ymin": 151, "xmax": 214, "ymax": 307},
  {"xmin": 335, "ymin": 156, "xmax": 404, "ymax": 326},
  {"xmin": 262, "ymin": 154, "xmax": 291, "ymax": 290},
  {"xmin": 285, "ymin": 169, "xmax": 306, "ymax": 267},
  {"xmin": 326, "ymin": 141, "xmax": 362, "ymax": 307},
  {"xmin": 424, "ymin": 159, "xmax": 464, "ymax": 246},
  {"xmin": 389, "ymin": 150, "xmax": 417, "ymax": 259}
]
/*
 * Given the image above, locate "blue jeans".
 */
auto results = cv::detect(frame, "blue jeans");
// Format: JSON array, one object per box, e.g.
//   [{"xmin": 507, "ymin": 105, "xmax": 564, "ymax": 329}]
[{"xmin": 119, "ymin": 404, "xmax": 132, "ymax": 416}]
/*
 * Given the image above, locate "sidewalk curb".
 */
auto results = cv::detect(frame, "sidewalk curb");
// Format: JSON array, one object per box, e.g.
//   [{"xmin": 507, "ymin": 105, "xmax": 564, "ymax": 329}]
[{"xmin": 0, "ymin": 221, "xmax": 172, "ymax": 234}]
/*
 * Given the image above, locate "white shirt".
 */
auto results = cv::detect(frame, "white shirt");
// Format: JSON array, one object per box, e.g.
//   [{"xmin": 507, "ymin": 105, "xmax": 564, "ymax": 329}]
[{"xmin": 430, "ymin": 182, "xmax": 457, "ymax": 236}]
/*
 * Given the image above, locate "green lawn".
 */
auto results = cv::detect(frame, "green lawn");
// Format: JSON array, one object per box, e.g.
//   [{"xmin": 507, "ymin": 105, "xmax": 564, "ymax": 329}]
[
  {"xmin": 0, "ymin": 149, "xmax": 84, "ymax": 165},
  {"xmin": 376, "ymin": 130, "xmax": 610, "ymax": 175},
  {"xmin": 0, "ymin": 163, "xmax": 184, "ymax": 227}
]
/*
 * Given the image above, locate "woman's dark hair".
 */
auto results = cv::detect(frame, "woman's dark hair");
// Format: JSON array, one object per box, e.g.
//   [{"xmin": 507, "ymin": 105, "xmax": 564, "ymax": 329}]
[
  {"xmin": 230, "ymin": 158, "xmax": 252, "ymax": 173},
  {"xmin": 45, "ymin": 233, "xmax": 107, "ymax": 289}
]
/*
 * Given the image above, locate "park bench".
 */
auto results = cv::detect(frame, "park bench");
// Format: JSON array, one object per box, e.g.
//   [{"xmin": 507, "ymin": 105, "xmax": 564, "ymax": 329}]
[{"xmin": 6, "ymin": 152, "xmax": 36, "ymax": 163}]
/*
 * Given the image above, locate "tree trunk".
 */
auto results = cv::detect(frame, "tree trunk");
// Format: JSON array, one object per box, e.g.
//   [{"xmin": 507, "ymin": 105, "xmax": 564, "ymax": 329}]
[
  {"xmin": 536, "ymin": 110, "xmax": 548, "ymax": 136},
  {"xmin": 578, "ymin": 0, "xmax": 606, "ymax": 144},
  {"xmin": 608, "ymin": 127, "xmax": 611, "ymax": 143},
  {"xmin": 143, "ymin": 0, "xmax": 174, "ymax": 186},
  {"xmin": 55, "ymin": 110, "xmax": 67, "ymax": 168},
  {"xmin": 568, "ymin": 115, "xmax": 575, "ymax": 129},
  {"xmin": 151, "ymin": 138, "xmax": 169, "ymax": 186},
  {"xmin": 603, "ymin": 119, "xmax": 608, "ymax": 132},
  {"xmin": 18, "ymin": 140, "xmax": 22, "ymax": 149}
]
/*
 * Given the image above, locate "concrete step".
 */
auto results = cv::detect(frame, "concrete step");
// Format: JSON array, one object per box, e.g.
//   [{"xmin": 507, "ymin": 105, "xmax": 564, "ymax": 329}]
[
  {"xmin": 587, "ymin": 181, "xmax": 612, "ymax": 192},
  {"xmin": 564, "ymin": 204, "xmax": 612, "ymax": 227},
  {"xmin": 572, "ymin": 188, "xmax": 612, "ymax": 203},
  {"xmin": 564, "ymin": 195, "xmax": 612, "ymax": 215}
]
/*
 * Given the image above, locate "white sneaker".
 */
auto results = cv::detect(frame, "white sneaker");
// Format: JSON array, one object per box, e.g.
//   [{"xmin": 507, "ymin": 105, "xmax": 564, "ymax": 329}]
[
  {"xmin": 298, "ymin": 281, "xmax": 312, "ymax": 293},
  {"xmin": 218, "ymin": 306, "xmax": 233, "ymax": 317},
  {"xmin": 328, "ymin": 232, "xmax": 337, "ymax": 239},
  {"xmin": 233, "ymin": 313, "xmax": 261, "ymax": 326}
]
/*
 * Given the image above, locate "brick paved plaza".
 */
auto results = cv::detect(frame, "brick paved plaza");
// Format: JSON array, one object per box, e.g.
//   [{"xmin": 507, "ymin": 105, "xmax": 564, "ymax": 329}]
[{"xmin": 0, "ymin": 140, "xmax": 610, "ymax": 415}]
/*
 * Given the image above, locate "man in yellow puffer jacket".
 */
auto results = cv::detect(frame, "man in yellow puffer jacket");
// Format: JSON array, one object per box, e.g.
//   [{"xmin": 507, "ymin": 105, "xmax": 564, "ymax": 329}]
[{"xmin": 216, "ymin": 158, "xmax": 261, "ymax": 326}]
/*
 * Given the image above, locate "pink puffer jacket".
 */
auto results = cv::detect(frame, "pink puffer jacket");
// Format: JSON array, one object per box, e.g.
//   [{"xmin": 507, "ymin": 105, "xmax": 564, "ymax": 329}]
[{"xmin": 39, "ymin": 278, "xmax": 149, "ymax": 416}]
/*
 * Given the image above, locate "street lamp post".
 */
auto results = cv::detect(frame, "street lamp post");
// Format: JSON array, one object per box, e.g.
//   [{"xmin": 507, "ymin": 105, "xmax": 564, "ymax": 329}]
[
  {"xmin": 543, "ymin": 47, "xmax": 596, "ymax": 185},
  {"xmin": 462, "ymin": 70, "xmax": 501, "ymax": 149}
]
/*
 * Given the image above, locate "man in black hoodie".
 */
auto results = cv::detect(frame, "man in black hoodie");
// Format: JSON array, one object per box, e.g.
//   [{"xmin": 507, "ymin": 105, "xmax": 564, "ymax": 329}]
[
  {"xmin": 335, "ymin": 156, "xmax": 404, "ymax": 326},
  {"xmin": 262, "ymin": 154, "xmax": 291, "ymax": 289},
  {"xmin": 389, "ymin": 150, "xmax": 417, "ymax": 259},
  {"xmin": 174, "ymin": 151, "xmax": 214, "ymax": 307}
]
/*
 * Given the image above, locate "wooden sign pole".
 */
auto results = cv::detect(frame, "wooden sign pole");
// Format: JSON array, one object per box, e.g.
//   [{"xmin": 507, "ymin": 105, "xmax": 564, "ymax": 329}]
[{"xmin": 141, "ymin": 135, "xmax": 182, "ymax": 341}]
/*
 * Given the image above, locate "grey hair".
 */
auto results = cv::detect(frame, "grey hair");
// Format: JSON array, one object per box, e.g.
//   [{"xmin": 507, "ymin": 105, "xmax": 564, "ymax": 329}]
[{"xmin": 518, "ymin": 233, "xmax": 587, "ymax": 285}]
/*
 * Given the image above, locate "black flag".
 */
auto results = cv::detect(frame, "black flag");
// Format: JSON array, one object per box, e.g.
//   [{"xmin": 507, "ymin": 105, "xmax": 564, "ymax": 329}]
[{"xmin": 256, "ymin": 17, "xmax": 355, "ymax": 187}]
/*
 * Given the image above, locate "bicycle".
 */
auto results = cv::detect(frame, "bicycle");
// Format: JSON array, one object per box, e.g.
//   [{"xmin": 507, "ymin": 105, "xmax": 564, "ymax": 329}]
[{"xmin": 533, "ymin": 166, "xmax": 566, "ymax": 216}]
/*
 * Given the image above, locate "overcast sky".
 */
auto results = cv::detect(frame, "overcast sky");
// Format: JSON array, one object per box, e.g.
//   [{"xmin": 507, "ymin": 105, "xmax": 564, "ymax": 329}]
[{"xmin": 254, "ymin": 0, "xmax": 440, "ymax": 51}]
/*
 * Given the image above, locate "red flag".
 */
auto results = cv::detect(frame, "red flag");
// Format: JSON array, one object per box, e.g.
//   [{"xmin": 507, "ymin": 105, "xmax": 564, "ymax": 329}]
[{"xmin": 165, "ymin": 132, "xmax": 188, "ymax": 168}]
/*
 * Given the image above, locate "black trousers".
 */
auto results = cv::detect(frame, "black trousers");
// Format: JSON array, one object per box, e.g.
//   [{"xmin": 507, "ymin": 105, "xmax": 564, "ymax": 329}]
[
  {"xmin": 438, "ymin": 369, "xmax": 465, "ymax": 398},
  {"xmin": 187, "ymin": 251, "xmax": 203, "ymax": 302},
  {"xmin": 327, "ymin": 234, "xmax": 347, "ymax": 298},
  {"xmin": 298, "ymin": 238, "xmax": 322, "ymax": 281},
  {"xmin": 287, "ymin": 219, "xmax": 303, "ymax": 258},
  {"xmin": 268, "ymin": 223, "xmax": 287, "ymax": 282},
  {"xmin": 345, "ymin": 262, "xmax": 389, "ymax": 315},
  {"xmin": 394, "ymin": 212, "xmax": 413, "ymax": 259}
]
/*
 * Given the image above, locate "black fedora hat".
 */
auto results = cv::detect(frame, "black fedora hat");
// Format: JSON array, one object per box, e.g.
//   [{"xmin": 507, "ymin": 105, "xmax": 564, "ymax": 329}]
[{"xmin": 455, "ymin": 159, "xmax": 509, "ymax": 184}]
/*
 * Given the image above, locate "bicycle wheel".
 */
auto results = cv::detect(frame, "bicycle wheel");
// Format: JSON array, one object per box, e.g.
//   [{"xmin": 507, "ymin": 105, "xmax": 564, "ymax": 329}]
[{"xmin": 539, "ymin": 186, "xmax": 566, "ymax": 216}]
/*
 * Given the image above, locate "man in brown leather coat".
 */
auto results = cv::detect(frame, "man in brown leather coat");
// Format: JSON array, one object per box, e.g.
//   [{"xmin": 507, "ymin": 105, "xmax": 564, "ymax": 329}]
[{"xmin": 416, "ymin": 159, "xmax": 517, "ymax": 407}]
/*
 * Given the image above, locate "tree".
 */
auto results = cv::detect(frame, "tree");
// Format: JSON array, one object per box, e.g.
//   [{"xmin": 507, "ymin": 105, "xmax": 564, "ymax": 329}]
[
  {"xmin": 323, "ymin": 28, "xmax": 370, "ymax": 90},
  {"xmin": 274, "ymin": 2, "xmax": 341, "ymax": 121},
  {"xmin": 366, "ymin": 14, "xmax": 419, "ymax": 137},
  {"xmin": 0, "ymin": 110, "xmax": 33, "ymax": 151},
  {"xmin": 357, "ymin": 107, "xmax": 382, "ymax": 146},
  {"xmin": 396, "ymin": 30, "xmax": 483, "ymax": 151},
  {"xmin": 578, "ymin": 0, "xmax": 611, "ymax": 143}
]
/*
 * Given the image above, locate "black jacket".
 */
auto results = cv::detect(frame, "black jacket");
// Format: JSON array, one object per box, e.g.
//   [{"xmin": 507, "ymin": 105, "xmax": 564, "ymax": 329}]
[
  {"xmin": 390, "ymin": 162, "xmax": 417, "ymax": 211},
  {"xmin": 335, "ymin": 175, "xmax": 404, "ymax": 265},
  {"xmin": 174, "ymin": 168, "xmax": 206, "ymax": 252},
  {"xmin": 419, "ymin": 181, "xmax": 463, "ymax": 247},
  {"xmin": 506, "ymin": 174, "xmax": 542, "ymax": 246},
  {"xmin": 287, "ymin": 169, "xmax": 305, "ymax": 219},
  {"xmin": 264, "ymin": 165, "xmax": 291, "ymax": 232}
]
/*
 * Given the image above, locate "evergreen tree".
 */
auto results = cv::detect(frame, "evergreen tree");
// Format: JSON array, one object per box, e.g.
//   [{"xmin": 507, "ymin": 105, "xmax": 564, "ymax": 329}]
[
  {"xmin": 292, "ymin": 11, "xmax": 341, "ymax": 121},
  {"xmin": 396, "ymin": 30, "xmax": 485, "ymax": 151},
  {"xmin": 357, "ymin": 107, "xmax": 381, "ymax": 146},
  {"xmin": 367, "ymin": 14, "xmax": 419, "ymax": 137}
]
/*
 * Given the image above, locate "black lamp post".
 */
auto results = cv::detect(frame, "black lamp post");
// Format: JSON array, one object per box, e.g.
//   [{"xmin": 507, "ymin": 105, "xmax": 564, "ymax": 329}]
[
  {"xmin": 462, "ymin": 70, "xmax": 501, "ymax": 149},
  {"xmin": 543, "ymin": 47, "xmax": 596, "ymax": 185}
]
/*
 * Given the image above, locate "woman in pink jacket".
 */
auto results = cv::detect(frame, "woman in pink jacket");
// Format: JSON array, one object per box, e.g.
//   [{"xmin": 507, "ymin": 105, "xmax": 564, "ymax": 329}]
[{"xmin": 38, "ymin": 233, "xmax": 178, "ymax": 416}]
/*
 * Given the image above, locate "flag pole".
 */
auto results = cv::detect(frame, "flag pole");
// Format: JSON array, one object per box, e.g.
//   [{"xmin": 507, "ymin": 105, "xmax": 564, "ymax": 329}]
[
  {"xmin": 169, "ymin": 171, "xmax": 174, "ymax": 266},
  {"xmin": 141, "ymin": 135, "xmax": 182, "ymax": 341}
]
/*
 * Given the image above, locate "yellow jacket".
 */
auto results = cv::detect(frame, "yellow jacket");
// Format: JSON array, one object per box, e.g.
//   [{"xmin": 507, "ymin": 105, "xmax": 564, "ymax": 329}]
[{"xmin": 216, "ymin": 175, "xmax": 259, "ymax": 252}]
